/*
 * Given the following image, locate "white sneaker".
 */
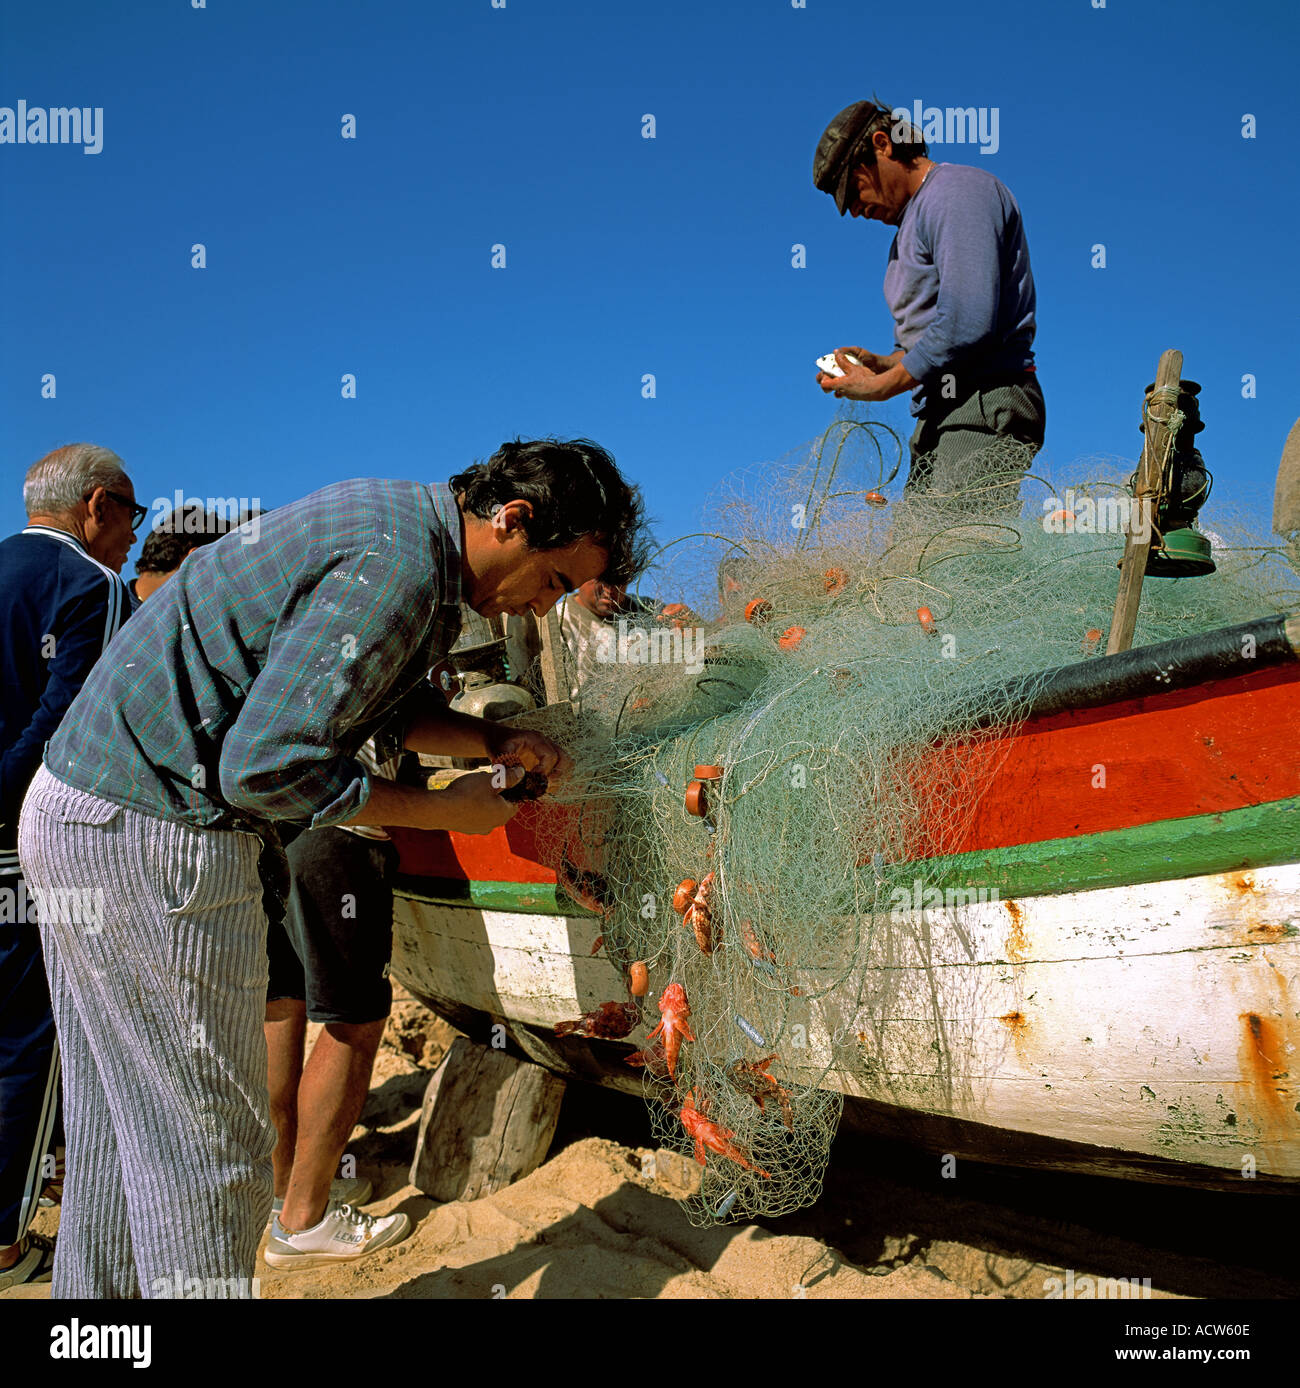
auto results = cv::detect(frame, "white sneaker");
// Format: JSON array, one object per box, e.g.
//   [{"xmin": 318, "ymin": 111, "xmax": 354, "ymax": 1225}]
[
  {"xmin": 264, "ymin": 1202, "xmax": 411, "ymax": 1270},
  {"xmin": 268, "ymin": 1176, "xmax": 372, "ymax": 1225},
  {"xmin": 0, "ymin": 1233, "xmax": 56, "ymax": 1291}
]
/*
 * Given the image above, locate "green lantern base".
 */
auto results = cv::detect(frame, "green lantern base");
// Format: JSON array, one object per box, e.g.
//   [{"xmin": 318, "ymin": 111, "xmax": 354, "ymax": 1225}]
[{"xmin": 1146, "ymin": 527, "xmax": 1216, "ymax": 577}]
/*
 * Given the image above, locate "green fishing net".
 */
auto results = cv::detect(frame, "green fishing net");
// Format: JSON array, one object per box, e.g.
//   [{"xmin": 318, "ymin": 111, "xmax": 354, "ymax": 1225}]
[{"xmin": 528, "ymin": 410, "xmax": 1298, "ymax": 1226}]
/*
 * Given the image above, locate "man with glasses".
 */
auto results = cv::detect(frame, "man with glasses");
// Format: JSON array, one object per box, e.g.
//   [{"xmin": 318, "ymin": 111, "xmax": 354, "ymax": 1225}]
[{"xmin": 0, "ymin": 444, "xmax": 135, "ymax": 1290}]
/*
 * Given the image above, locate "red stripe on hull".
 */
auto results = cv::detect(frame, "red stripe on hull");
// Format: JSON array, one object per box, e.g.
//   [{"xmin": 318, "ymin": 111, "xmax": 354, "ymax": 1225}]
[
  {"xmin": 935, "ymin": 663, "xmax": 1300, "ymax": 855},
  {"xmin": 394, "ymin": 664, "xmax": 1300, "ymax": 881},
  {"xmin": 391, "ymin": 802, "xmax": 558, "ymax": 884}
]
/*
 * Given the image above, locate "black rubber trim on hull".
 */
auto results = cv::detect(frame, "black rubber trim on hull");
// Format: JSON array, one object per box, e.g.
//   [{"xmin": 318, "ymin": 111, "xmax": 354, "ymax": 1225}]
[{"xmin": 970, "ymin": 613, "xmax": 1299, "ymax": 730}]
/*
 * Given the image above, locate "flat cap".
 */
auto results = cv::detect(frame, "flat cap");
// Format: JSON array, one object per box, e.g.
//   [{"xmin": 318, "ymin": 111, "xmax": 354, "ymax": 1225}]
[{"xmin": 813, "ymin": 100, "xmax": 884, "ymax": 216}]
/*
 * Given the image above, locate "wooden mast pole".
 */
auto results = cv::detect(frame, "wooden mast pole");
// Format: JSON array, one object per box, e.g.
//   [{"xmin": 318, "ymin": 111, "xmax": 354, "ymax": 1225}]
[{"xmin": 1106, "ymin": 348, "xmax": 1183, "ymax": 655}]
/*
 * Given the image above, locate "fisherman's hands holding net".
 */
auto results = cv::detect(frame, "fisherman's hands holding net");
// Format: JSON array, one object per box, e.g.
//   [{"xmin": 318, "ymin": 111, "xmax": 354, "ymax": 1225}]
[
  {"xmin": 426, "ymin": 729, "xmax": 570, "ymax": 833},
  {"xmin": 489, "ymin": 727, "xmax": 572, "ymax": 807},
  {"xmin": 360, "ymin": 718, "xmax": 571, "ymax": 834},
  {"xmin": 488, "ymin": 727, "xmax": 572, "ymax": 782}
]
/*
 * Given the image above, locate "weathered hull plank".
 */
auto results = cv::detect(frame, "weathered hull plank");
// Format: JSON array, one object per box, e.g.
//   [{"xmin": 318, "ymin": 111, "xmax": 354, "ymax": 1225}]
[{"xmin": 392, "ymin": 864, "xmax": 1300, "ymax": 1183}]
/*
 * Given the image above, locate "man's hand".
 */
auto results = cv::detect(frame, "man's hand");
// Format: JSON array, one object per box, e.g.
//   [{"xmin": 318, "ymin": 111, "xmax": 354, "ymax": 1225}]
[
  {"xmin": 838, "ymin": 346, "xmax": 898, "ymax": 374},
  {"xmin": 433, "ymin": 767, "xmax": 525, "ymax": 835},
  {"xmin": 406, "ymin": 705, "xmax": 573, "ymax": 781},
  {"xmin": 487, "ymin": 726, "xmax": 573, "ymax": 780},
  {"xmin": 338, "ymin": 769, "xmax": 526, "ymax": 834},
  {"xmin": 817, "ymin": 348, "xmax": 915, "ymax": 402}
]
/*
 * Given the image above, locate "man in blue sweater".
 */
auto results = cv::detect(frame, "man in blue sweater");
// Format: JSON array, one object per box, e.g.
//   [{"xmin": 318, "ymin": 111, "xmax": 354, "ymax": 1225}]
[
  {"xmin": 0, "ymin": 443, "xmax": 137, "ymax": 1289},
  {"xmin": 813, "ymin": 99, "xmax": 1045, "ymax": 508}
]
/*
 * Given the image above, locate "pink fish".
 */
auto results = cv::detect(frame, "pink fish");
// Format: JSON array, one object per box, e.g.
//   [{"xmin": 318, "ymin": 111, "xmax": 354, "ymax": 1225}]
[{"xmin": 643, "ymin": 982, "xmax": 694, "ymax": 1079}]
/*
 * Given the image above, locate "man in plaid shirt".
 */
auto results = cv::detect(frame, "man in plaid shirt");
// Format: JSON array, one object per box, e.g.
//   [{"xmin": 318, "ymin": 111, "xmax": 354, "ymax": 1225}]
[{"xmin": 19, "ymin": 438, "xmax": 648, "ymax": 1298}]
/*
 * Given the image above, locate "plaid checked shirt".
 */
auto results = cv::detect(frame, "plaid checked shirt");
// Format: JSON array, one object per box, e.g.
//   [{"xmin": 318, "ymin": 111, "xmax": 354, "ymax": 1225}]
[{"xmin": 44, "ymin": 479, "xmax": 462, "ymax": 832}]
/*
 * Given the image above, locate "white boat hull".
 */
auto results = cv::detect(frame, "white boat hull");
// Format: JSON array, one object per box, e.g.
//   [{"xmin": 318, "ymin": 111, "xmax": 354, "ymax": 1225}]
[{"xmin": 392, "ymin": 864, "xmax": 1300, "ymax": 1184}]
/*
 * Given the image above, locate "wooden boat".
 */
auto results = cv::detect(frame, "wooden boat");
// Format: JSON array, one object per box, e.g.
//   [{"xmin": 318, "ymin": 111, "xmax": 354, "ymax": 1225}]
[{"xmin": 389, "ymin": 611, "xmax": 1300, "ymax": 1190}]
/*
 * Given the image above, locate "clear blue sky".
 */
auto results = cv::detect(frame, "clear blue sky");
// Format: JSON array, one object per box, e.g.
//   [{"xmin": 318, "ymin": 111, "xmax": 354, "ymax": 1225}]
[{"xmin": 3, "ymin": 0, "xmax": 1297, "ymax": 578}]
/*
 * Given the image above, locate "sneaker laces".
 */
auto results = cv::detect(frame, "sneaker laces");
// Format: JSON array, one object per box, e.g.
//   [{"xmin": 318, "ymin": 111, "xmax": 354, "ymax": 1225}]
[{"xmin": 333, "ymin": 1202, "xmax": 378, "ymax": 1231}]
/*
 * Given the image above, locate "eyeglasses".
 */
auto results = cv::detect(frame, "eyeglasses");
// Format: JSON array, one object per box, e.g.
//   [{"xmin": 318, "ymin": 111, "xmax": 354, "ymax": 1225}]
[{"xmin": 86, "ymin": 490, "xmax": 149, "ymax": 532}]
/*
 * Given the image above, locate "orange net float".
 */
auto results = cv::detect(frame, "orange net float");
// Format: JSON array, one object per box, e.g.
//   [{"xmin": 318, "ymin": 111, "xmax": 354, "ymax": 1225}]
[
  {"xmin": 863, "ymin": 490, "xmax": 888, "ymax": 508},
  {"xmin": 1081, "ymin": 627, "xmax": 1103, "ymax": 655},
  {"xmin": 778, "ymin": 626, "xmax": 806, "ymax": 650},
  {"xmin": 823, "ymin": 568, "xmax": 850, "ymax": 597},
  {"xmin": 628, "ymin": 961, "xmax": 649, "ymax": 996},
  {"xmin": 744, "ymin": 599, "xmax": 773, "ymax": 626},
  {"xmin": 916, "ymin": 607, "xmax": 938, "ymax": 636},
  {"xmin": 660, "ymin": 603, "xmax": 698, "ymax": 630},
  {"xmin": 693, "ymin": 764, "xmax": 723, "ymax": 781},
  {"xmin": 684, "ymin": 779, "xmax": 709, "ymax": 817}
]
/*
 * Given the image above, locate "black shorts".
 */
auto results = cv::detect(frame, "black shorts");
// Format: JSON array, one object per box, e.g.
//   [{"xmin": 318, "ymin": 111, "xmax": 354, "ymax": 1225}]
[{"xmin": 265, "ymin": 825, "xmax": 398, "ymax": 1024}]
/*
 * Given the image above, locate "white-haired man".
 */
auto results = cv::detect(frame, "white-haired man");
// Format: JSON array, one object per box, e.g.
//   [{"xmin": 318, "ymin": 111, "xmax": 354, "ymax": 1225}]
[{"xmin": 0, "ymin": 444, "xmax": 137, "ymax": 1290}]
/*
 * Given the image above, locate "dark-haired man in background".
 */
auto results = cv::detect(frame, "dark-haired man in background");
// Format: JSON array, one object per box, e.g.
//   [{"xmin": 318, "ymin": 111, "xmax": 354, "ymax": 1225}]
[
  {"xmin": 131, "ymin": 507, "xmax": 261, "ymax": 604},
  {"xmin": 556, "ymin": 578, "xmax": 655, "ymax": 714},
  {"xmin": 19, "ymin": 438, "xmax": 649, "ymax": 1297},
  {"xmin": 813, "ymin": 99, "xmax": 1045, "ymax": 505},
  {"xmin": 130, "ymin": 524, "xmax": 209, "ymax": 603}
]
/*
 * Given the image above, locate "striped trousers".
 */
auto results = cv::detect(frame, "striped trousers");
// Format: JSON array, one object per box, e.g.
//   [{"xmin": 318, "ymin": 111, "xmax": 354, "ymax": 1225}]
[{"xmin": 18, "ymin": 766, "xmax": 275, "ymax": 1298}]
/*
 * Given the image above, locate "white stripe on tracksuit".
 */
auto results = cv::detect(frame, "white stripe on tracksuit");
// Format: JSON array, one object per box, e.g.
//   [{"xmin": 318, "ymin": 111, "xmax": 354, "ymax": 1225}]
[
  {"xmin": 20, "ymin": 526, "xmax": 128, "ymax": 651},
  {"xmin": 8, "ymin": 1021, "xmax": 59, "ymax": 1245}
]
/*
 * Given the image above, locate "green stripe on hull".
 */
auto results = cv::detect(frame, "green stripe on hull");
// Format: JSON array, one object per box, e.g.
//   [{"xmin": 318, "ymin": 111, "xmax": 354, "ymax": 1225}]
[
  {"xmin": 394, "ymin": 796, "xmax": 1300, "ymax": 915},
  {"xmin": 392, "ymin": 877, "xmax": 576, "ymax": 914},
  {"xmin": 908, "ymin": 795, "xmax": 1300, "ymax": 899}
]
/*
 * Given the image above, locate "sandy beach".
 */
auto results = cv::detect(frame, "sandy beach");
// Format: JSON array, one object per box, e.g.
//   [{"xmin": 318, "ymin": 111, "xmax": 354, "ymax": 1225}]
[{"xmin": 12, "ymin": 985, "xmax": 1296, "ymax": 1302}]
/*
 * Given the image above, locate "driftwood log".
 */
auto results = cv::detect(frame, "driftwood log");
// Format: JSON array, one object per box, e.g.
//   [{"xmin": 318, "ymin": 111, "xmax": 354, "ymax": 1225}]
[{"xmin": 409, "ymin": 1035, "xmax": 566, "ymax": 1202}]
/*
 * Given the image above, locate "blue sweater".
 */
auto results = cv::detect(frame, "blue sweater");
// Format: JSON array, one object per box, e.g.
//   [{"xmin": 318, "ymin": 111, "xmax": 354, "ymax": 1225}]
[
  {"xmin": 0, "ymin": 527, "xmax": 131, "ymax": 861},
  {"xmin": 884, "ymin": 163, "xmax": 1037, "ymax": 415}
]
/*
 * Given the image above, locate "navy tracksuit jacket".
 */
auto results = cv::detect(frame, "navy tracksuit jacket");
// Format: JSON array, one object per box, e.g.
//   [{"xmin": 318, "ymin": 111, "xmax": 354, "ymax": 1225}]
[{"xmin": 0, "ymin": 526, "xmax": 131, "ymax": 1246}]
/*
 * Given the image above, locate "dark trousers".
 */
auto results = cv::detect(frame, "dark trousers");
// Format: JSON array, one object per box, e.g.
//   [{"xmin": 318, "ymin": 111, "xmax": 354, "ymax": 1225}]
[
  {"xmin": 906, "ymin": 373, "xmax": 1046, "ymax": 509},
  {"xmin": 0, "ymin": 870, "xmax": 60, "ymax": 1246}
]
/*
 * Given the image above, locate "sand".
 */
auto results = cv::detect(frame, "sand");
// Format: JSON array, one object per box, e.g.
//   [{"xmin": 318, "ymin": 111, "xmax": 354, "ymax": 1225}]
[
  {"xmin": 5, "ymin": 987, "xmax": 1218, "ymax": 1300},
  {"xmin": 254, "ymin": 992, "xmax": 982, "ymax": 1299}
]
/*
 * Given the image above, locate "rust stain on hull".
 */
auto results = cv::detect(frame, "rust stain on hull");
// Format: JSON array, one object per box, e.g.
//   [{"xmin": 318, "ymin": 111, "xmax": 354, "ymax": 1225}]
[
  {"xmin": 1237, "ymin": 1009, "xmax": 1296, "ymax": 1145},
  {"xmin": 1004, "ymin": 899, "xmax": 1029, "ymax": 964},
  {"xmin": 1216, "ymin": 870, "xmax": 1294, "ymax": 945},
  {"xmin": 997, "ymin": 1008, "xmax": 1031, "ymax": 1066}
]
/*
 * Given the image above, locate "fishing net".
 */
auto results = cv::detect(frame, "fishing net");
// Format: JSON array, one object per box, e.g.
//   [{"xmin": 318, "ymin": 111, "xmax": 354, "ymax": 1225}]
[{"xmin": 528, "ymin": 409, "xmax": 1298, "ymax": 1226}]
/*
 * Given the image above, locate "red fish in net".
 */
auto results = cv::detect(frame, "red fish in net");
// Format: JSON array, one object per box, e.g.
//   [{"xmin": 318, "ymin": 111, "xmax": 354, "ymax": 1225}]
[
  {"xmin": 630, "ymin": 982, "xmax": 694, "ymax": 1079},
  {"xmin": 680, "ymin": 1090, "xmax": 771, "ymax": 1178},
  {"xmin": 554, "ymin": 1002, "xmax": 641, "ymax": 1040}
]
